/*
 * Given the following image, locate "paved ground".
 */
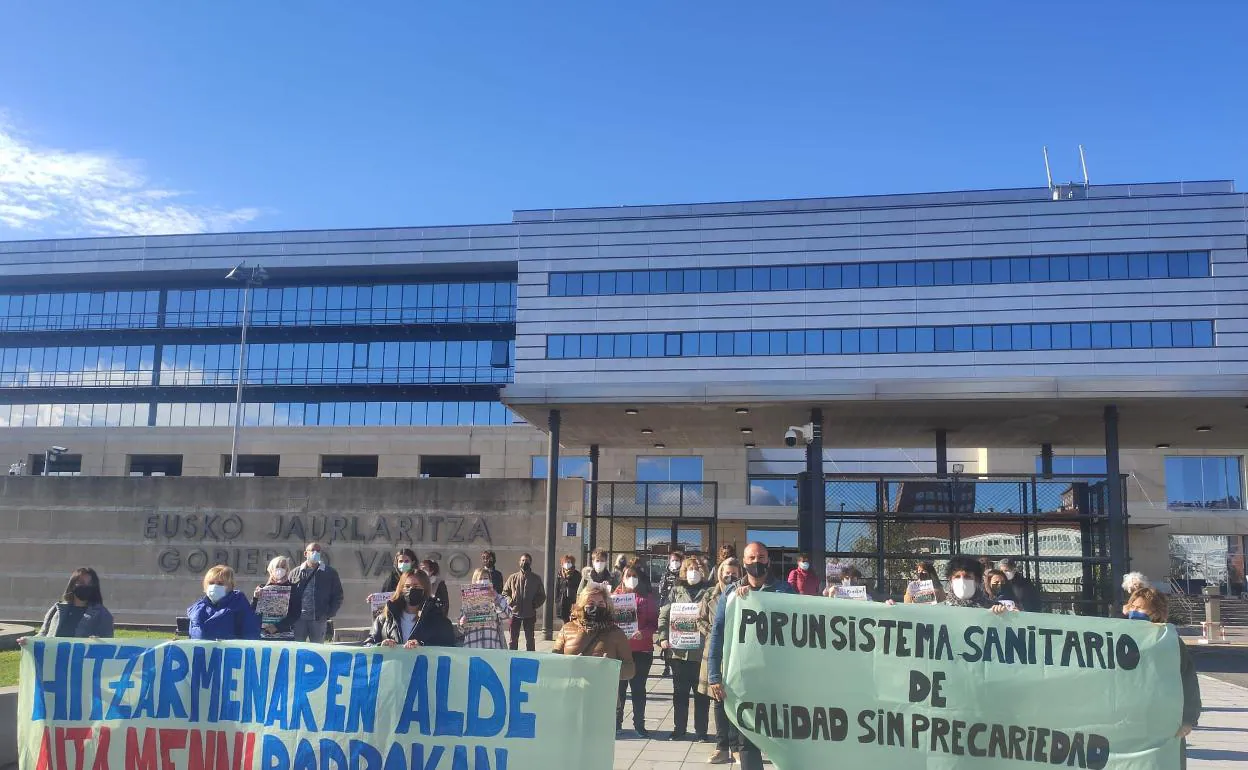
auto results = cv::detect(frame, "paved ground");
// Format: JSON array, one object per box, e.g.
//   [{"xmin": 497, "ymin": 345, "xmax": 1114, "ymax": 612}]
[{"xmin": 606, "ymin": 658, "xmax": 1248, "ymax": 769}]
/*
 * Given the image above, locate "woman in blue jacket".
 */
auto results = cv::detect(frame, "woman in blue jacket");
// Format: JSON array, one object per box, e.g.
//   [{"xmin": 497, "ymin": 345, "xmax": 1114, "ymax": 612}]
[{"xmin": 189, "ymin": 565, "xmax": 262, "ymax": 640}]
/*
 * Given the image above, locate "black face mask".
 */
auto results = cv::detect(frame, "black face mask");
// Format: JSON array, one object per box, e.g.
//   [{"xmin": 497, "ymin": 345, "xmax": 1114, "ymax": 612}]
[
  {"xmin": 584, "ymin": 604, "xmax": 609, "ymax": 622},
  {"xmin": 744, "ymin": 562, "xmax": 769, "ymax": 579},
  {"xmin": 404, "ymin": 589, "xmax": 426, "ymax": 606},
  {"xmin": 72, "ymin": 585, "xmax": 93, "ymax": 602},
  {"xmin": 520, "ymin": 562, "xmax": 531, "ymax": 571}
]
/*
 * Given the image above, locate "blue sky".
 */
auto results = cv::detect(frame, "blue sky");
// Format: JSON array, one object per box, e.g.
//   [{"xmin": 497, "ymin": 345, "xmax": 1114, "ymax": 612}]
[{"xmin": 1, "ymin": 2, "xmax": 1246, "ymax": 237}]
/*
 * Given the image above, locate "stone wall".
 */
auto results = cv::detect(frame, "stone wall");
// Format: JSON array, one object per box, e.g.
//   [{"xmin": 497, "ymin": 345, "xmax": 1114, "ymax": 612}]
[{"xmin": 0, "ymin": 476, "xmax": 583, "ymax": 629}]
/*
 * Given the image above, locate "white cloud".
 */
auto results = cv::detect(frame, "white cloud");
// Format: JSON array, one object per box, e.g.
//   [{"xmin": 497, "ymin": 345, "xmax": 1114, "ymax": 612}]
[{"xmin": 0, "ymin": 120, "xmax": 262, "ymax": 236}]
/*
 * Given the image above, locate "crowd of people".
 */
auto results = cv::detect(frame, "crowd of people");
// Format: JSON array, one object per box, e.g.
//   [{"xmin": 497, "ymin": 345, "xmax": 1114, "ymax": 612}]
[{"xmin": 18, "ymin": 544, "xmax": 1201, "ymax": 769}]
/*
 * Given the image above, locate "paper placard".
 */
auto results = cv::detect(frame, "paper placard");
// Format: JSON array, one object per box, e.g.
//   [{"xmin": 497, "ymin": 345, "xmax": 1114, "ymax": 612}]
[
  {"xmin": 668, "ymin": 602, "xmax": 701, "ymax": 650},
  {"xmin": 998, "ymin": 599, "xmax": 1017, "ymax": 611},
  {"xmin": 611, "ymin": 592, "xmax": 638, "ymax": 637},
  {"xmin": 367, "ymin": 592, "xmax": 390, "ymax": 614},
  {"xmin": 255, "ymin": 585, "xmax": 291, "ymax": 623},
  {"xmin": 833, "ymin": 584, "xmax": 870, "ymax": 601},
  {"xmin": 908, "ymin": 580, "xmax": 937, "ymax": 605},
  {"xmin": 461, "ymin": 584, "xmax": 499, "ymax": 628}
]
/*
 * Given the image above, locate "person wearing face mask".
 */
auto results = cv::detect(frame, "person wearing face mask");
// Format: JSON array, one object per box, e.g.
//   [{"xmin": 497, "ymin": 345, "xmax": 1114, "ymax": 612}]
[
  {"xmin": 22, "ymin": 567, "xmax": 114, "ymax": 642},
  {"xmin": 996, "ymin": 557, "xmax": 1042, "ymax": 612},
  {"xmin": 658, "ymin": 556, "xmax": 713, "ymax": 742},
  {"xmin": 480, "ymin": 550, "xmax": 504, "ymax": 594},
  {"xmin": 289, "ymin": 542, "xmax": 344, "ymax": 644},
  {"xmin": 581, "ymin": 548, "xmax": 615, "ymax": 592},
  {"xmin": 251, "ymin": 556, "xmax": 302, "ymax": 640},
  {"xmin": 555, "ymin": 554, "xmax": 582, "ymax": 623},
  {"xmin": 699, "ymin": 559, "xmax": 742, "ymax": 764},
  {"xmin": 1124, "ymin": 588, "xmax": 1201, "ymax": 768},
  {"xmin": 610, "ymin": 554, "xmax": 631, "ymax": 588},
  {"xmin": 903, "ymin": 560, "xmax": 946, "ymax": 604},
  {"xmin": 502, "ymin": 553, "xmax": 546, "ymax": 651},
  {"xmin": 659, "ymin": 550, "xmax": 686, "ymax": 605},
  {"xmin": 1121, "ymin": 571, "xmax": 1153, "ymax": 618},
  {"xmin": 613, "ymin": 566, "xmax": 660, "ymax": 737},
  {"xmin": 419, "ymin": 559, "xmax": 451, "ymax": 611},
  {"xmin": 457, "ymin": 568, "xmax": 513, "ymax": 649},
  {"xmin": 367, "ymin": 570, "xmax": 456, "ymax": 648},
  {"xmin": 944, "ymin": 556, "xmax": 1011, "ymax": 614},
  {"xmin": 983, "ymin": 569, "xmax": 1015, "ymax": 603},
  {"xmin": 707, "ymin": 543, "xmax": 796, "ymax": 770},
  {"xmin": 553, "ymin": 583, "xmax": 635, "ymax": 680},
  {"xmin": 381, "ymin": 548, "xmax": 419, "ymax": 593},
  {"xmin": 786, "ymin": 553, "xmax": 820, "ymax": 596},
  {"xmin": 189, "ymin": 565, "xmax": 261, "ymax": 640}
]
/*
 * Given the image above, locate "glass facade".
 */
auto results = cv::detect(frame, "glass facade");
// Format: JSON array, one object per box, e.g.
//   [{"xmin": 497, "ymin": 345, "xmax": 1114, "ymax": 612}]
[
  {"xmin": 165, "ymin": 281, "xmax": 516, "ymax": 328},
  {"xmin": 0, "ymin": 400, "xmax": 515, "ymax": 428},
  {"xmin": 1165, "ymin": 456, "xmax": 1244, "ymax": 510},
  {"xmin": 1, "ymin": 346, "xmax": 156, "ymax": 387},
  {"xmin": 548, "ymin": 251, "xmax": 1212, "ymax": 297},
  {"xmin": 531, "ymin": 456, "xmax": 592, "ymax": 479},
  {"xmin": 749, "ymin": 477, "xmax": 799, "ymax": 506},
  {"xmin": 158, "ymin": 340, "xmax": 513, "ymax": 386},
  {"xmin": 1033, "ymin": 456, "xmax": 1108, "ymax": 475},
  {"xmin": 0, "ymin": 290, "xmax": 161, "ymax": 332},
  {"xmin": 548, "ymin": 320, "xmax": 1215, "ymax": 359}
]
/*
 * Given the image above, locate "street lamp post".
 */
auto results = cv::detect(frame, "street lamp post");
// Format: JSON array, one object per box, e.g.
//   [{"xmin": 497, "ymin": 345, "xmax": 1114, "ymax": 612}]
[{"xmin": 225, "ymin": 263, "xmax": 268, "ymax": 478}]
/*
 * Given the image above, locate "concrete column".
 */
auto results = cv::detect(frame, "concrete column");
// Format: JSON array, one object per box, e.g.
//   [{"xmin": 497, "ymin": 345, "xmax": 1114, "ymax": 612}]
[
  {"xmin": 587, "ymin": 444, "xmax": 600, "ymax": 555},
  {"xmin": 1104, "ymin": 405, "xmax": 1127, "ymax": 608},
  {"xmin": 807, "ymin": 408, "xmax": 826, "ymax": 588},
  {"xmin": 935, "ymin": 429, "xmax": 948, "ymax": 478},
  {"xmin": 542, "ymin": 409, "xmax": 561, "ymax": 640},
  {"xmin": 1040, "ymin": 443, "xmax": 1054, "ymax": 478}
]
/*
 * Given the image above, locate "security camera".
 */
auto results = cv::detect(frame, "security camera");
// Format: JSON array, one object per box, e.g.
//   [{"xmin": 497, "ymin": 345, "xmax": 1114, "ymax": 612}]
[
  {"xmin": 50, "ymin": 446, "xmax": 68, "ymax": 454},
  {"xmin": 784, "ymin": 428, "xmax": 799, "ymax": 447}
]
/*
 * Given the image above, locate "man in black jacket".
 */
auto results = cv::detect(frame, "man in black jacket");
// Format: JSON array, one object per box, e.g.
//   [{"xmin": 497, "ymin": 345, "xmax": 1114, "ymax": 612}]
[
  {"xmin": 290, "ymin": 542, "xmax": 344, "ymax": 643},
  {"xmin": 997, "ymin": 557, "xmax": 1042, "ymax": 612}
]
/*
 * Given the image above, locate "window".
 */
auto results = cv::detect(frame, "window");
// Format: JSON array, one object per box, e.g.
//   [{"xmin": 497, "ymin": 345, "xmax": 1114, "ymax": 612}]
[
  {"xmin": 419, "ymin": 455, "xmax": 481, "ymax": 478},
  {"xmin": 547, "ymin": 319, "xmax": 1216, "ymax": 359},
  {"xmin": 531, "ymin": 456, "xmax": 592, "ymax": 479},
  {"xmin": 1033, "ymin": 456, "xmax": 1107, "ymax": 475},
  {"xmin": 320, "ymin": 455, "xmax": 379, "ymax": 478},
  {"xmin": 28, "ymin": 453, "xmax": 83, "ymax": 476},
  {"xmin": 545, "ymin": 250, "xmax": 1211, "ymax": 297},
  {"xmin": 128, "ymin": 455, "xmax": 183, "ymax": 477},
  {"xmin": 749, "ymin": 477, "xmax": 799, "ymax": 506},
  {"xmin": 222, "ymin": 455, "xmax": 280, "ymax": 477},
  {"xmin": 636, "ymin": 455, "xmax": 704, "ymax": 504},
  {"xmin": 1165, "ymin": 456, "xmax": 1243, "ymax": 510}
]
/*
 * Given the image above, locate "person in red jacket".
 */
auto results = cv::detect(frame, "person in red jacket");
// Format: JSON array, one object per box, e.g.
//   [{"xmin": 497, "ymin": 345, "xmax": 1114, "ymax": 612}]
[
  {"xmin": 787, "ymin": 553, "xmax": 821, "ymax": 596},
  {"xmin": 613, "ymin": 565, "xmax": 660, "ymax": 737}
]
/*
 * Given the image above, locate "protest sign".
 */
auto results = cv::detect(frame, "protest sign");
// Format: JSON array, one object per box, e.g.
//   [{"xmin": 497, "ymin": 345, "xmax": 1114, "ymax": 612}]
[
  {"xmin": 255, "ymin": 585, "xmax": 293, "ymax": 640},
  {"xmin": 367, "ymin": 593, "xmax": 390, "ymax": 615},
  {"xmin": 721, "ymin": 591, "xmax": 1183, "ymax": 769},
  {"xmin": 612, "ymin": 593, "xmax": 638, "ymax": 637},
  {"xmin": 668, "ymin": 603, "xmax": 702, "ymax": 650},
  {"xmin": 833, "ymin": 585, "xmax": 870, "ymax": 601},
  {"xmin": 19, "ymin": 639, "xmax": 618, "ymax": 770},
  {"xmin": 909, "ymin": 580, "xmax": 938, "ymax": 605},
  {"xmin": 461, "ymin": 584, "xmax": 500, "ymax": 629}
]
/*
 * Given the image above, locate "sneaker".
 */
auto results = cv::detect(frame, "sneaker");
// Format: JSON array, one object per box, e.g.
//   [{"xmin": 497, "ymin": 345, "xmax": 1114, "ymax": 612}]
[
  {"xmin": 707, "ymin": 748, "xmax": 732, "ymax": 764},
  {"xmin": 635, "ymin": 727, "xmax": 652, "ymax": 739},
  {"xmin": 665, "ymin": 731, "xmax": 688, "ymax": 741}
]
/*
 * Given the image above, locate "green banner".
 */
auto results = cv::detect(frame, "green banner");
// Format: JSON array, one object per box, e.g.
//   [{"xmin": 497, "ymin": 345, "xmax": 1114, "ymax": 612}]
[
  {"xmin": 18, "ymin": 639, "xmax": 618, "ymax": 770},
  {"xmin": 721, "ymin": 592, "xmax": 1183, "ymax": 769}
]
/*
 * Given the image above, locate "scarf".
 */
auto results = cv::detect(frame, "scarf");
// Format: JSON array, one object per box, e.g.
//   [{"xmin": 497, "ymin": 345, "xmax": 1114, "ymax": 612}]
[
  {"xmin": 945, "ymin": 589, "xmax": 996, "ymax": 609},
  {"xmin": 578, "ymin": 616, "xmax": 616, "ymax": 635}
]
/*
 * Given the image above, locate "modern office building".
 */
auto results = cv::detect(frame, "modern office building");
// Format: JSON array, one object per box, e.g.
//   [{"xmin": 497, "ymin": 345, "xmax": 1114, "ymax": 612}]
[{"xmin": 2, "ymin": 179, "xmax": 1247, "ymax": 624}]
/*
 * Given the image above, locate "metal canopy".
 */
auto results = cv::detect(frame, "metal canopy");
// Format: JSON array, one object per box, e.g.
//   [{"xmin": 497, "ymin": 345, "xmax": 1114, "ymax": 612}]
[{"xmin": 502, "ymin": 375, "xmax": 1248, "ymax": 449}]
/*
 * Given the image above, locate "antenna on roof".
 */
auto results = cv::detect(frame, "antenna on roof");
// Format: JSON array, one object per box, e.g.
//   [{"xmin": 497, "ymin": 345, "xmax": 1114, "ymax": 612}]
[
  {"xmin": 1078, "ymin": 144, "xmax": 1090, "ymax": 186},
  {"xmin": 1045, "ymin": 145, "xmax": 1090, "ymax": 201},
  {"xmin": 1043, "ymin": 146, "xmax": 1054, "ymax": 192}
]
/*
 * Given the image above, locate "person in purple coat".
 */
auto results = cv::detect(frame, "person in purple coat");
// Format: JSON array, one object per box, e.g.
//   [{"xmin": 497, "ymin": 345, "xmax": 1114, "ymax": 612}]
[{"xmin": 189, "ymin": 565, "xmax": 262, "ymax": 641}]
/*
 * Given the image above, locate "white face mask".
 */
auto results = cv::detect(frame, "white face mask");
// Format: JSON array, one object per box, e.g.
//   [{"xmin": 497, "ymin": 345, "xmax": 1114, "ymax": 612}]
[
  {"xmin": 686, "ymin": 570, "xmax": 703, "ymax": 585},
  {"xmin": 951, "ymin": 578, "xmax": 978, "ymax": 600},
  {"xmin": 798, "ymin": 561, "xmax": 810, "ymax": 571},
  {"xmin": 271, "ymin": 568, "xmax": 287, "ymax": 581},
  {"xmin": 593, "ymin": 561, "xmax": 606, "ymax": 572},
  {"xmin": 206, "ymin": 584, "xmax": 228, "ymax": 603},
  {"xmin": 624, "ymin": 576, "xmax": 640, "ymax": 590},
  {"xmin": 563, "ymin": 562, "xmax": 573, "ymax": 570},
  {"xmin": 1004, "ymin": 571, "xmax": 1016, "ymax": 580},
  {"xmin": 669, "ymin": 561, "xmax": 681, "ymax": 572}
]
